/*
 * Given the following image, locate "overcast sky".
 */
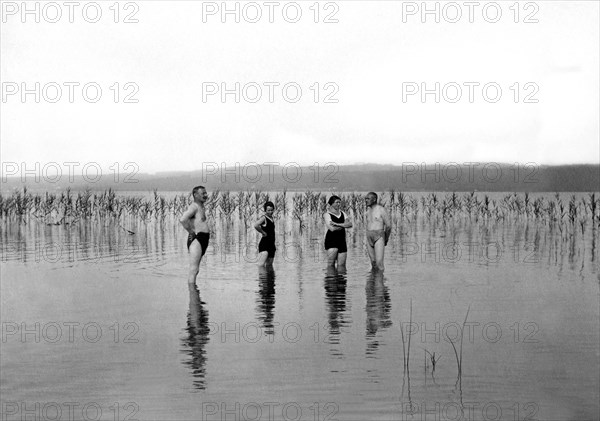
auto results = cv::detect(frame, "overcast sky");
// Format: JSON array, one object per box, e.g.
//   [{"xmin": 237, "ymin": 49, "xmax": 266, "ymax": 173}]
[{"xmin": 1, "ymin": 1, "xmax": 598, "ymax": 175}]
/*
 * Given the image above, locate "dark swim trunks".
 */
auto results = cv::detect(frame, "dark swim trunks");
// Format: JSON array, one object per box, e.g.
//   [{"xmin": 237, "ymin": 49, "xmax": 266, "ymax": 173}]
[{"xmin": 187, "ymin": 232, "xmax": 210, "ymax": 256}]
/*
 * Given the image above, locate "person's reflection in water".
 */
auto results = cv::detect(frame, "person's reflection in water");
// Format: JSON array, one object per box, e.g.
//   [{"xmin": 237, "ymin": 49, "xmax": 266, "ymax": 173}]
[
  {"xmin": 324, "ymin": 266, "xmax": 348, "ymax": 345},
  {"xmin": 181, "ymin": 283, "xmax": 210, "ymax": 390},
  {"xmin": 365, "ymin": 270, "xmax": 392, "ymax": 357},
  {"xmin": 256, "ymin": 266, "xmax": 276, "ymax": 335}
]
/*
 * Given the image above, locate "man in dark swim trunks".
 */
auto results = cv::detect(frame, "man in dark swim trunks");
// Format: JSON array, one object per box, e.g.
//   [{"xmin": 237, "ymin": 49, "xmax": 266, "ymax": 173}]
[
  {"xmin": 180, "ymin": 186, "xmax": 211, "ymax": 284},
  {"xmin": 365, "ymin": 192, "xmax": 391, "ymax": 271}
]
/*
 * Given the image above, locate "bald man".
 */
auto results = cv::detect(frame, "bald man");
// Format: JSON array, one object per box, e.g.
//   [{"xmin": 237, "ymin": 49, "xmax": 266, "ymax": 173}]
[{"xmin": 364, "ymin": 192, "xmax": 391, "ymax": 271}]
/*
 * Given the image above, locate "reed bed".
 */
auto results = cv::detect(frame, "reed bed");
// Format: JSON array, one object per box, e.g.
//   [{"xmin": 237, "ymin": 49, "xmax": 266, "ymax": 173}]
[{"xmin": 2, "ymin": 189, "xmax": 599, "ymax": 231}]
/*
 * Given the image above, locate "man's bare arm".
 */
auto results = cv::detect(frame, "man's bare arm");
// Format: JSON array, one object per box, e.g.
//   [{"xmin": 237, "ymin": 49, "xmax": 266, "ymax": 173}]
[
  {"xmin": 381, "ymin": 206, "xmax": 392, "ymax": 244},
  {"xmin": 179, "ymin": 204, "xmax": 197, "ymax": 235},
  {"xmin": 380, "ymin": 206, "xmax": 392, "ymax": 231},
  {"xmin": 381, "ymin": 207, "xmax": 392, "ymax": 233}
]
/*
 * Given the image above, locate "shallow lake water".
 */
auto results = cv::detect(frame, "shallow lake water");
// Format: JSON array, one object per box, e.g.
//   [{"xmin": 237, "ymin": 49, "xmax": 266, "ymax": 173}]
[{"xmin": 1, "ymin": 202, "xmax": 599, "ymax": 421}]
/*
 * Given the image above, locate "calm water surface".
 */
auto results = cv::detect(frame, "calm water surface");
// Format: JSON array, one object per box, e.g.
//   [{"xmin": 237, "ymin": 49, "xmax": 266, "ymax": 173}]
[{"xmin": 1, "ymin": 206, "xmax": 599, "ymax": 421}]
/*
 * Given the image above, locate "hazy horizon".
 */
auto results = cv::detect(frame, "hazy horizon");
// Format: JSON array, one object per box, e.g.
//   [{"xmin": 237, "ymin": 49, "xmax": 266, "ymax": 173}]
[{"xmin": 3, "ymin": 163, "xmax": 598, "ymax": 193}]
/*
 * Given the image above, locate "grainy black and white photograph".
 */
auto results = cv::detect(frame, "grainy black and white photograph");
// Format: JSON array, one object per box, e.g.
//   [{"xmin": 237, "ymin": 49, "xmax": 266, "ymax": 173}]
[{"xmin": 1, "ymin": 1, "xmax": 599, "ymax": 420}]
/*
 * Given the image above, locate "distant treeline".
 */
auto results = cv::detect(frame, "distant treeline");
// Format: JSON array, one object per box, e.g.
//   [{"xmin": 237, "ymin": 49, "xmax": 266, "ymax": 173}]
[{"xmin": 2, "ymin": 163, "xmax": 599, "ymax": 193}]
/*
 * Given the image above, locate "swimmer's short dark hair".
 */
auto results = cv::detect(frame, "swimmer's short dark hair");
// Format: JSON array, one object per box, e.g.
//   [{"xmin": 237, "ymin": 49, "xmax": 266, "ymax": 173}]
[
  {"xmin": 264, "ymin": 201, "xmax": 275, "ymax": 211},
  {"xmin": 367, "ymin": 192, "xmax": 378, "ymax": 201},
  {"xmin": 192, "ymin": 186, "xmax": 206, "ymax": 196},
  {"xmin": 328, "ymin": 195, "xmax": 341, "ymax": 206}
]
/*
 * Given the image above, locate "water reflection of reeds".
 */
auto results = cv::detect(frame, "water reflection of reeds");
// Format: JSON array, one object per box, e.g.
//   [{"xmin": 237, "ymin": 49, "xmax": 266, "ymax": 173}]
[
  {"xmin": 0, "ymin": 220, "xmax": 182, "ymax": 265},
  {"xmin": 2, "ymin": 190, "xmax": 598, "ymax": 275}
]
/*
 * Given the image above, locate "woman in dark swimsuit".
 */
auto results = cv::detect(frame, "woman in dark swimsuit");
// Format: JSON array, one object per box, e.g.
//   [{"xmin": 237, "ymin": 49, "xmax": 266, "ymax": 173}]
[
  {"xmin": 254, "ymin": 201, "xmax": 276, "ymax": 267},
  {"xmin": 324, "ymin": 195, "xmax": 353, "ymax": 268}
]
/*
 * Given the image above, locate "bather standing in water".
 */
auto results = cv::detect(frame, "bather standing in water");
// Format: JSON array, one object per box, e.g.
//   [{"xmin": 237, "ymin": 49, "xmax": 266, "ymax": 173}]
[
  {"xmin": 179, "ymin": 186, "xmax": 210, "ymax": 284},
  {"xmin": 324, "ymin": 195, "xmax": 353, "ymax": 269},
  {"xmin": 254, "ymin": 201, "xmax": 276, "ymax": 267},
  {"xmin": 365, "ymin": 192, "xmax": 391, "ymax": 271}
]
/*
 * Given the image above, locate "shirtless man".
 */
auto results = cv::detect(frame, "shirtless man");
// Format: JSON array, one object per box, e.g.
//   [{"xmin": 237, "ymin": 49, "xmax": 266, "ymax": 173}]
[
  {"xmin": 179, "ymin": 186, "xmax": 210, "ymax": 284},
  {"xmin": 365, "ymin": 192, "xmax": 391, "ymax": 271}
]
